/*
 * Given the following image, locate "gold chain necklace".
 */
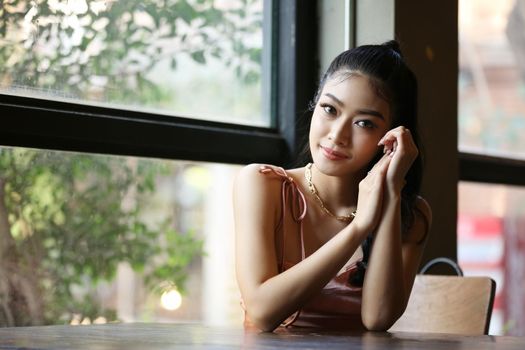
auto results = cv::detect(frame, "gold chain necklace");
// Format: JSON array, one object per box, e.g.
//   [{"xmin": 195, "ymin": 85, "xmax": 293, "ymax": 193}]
[{"xmin": 304, "ymin": 163, "xmax": 356, "ymax": 222}]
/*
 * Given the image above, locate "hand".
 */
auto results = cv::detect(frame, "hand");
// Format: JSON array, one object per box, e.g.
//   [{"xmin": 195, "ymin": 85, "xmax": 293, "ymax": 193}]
[
  {"xmin": 377, "ymin": 126, "xmax": 418, "ymax": 193},
  {"xmin": 352, "ymin": 153, "xmax": 391, "ymax": 237}
]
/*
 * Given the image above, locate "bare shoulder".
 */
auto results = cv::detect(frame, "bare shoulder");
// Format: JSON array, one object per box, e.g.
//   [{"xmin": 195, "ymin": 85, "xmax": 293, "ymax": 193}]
[
  {"xmin": 414, "ymin": 196, "xmax": 432, "ymax": 228},
  {"xmin": 233, "ymin": 164, "xmax": 286, "ymax": 219},
  {"xmin": 234, "ymin": 163, "xmax": 285, "ymax": 192},
  {"xmin": 404, "ymin": 196, "xmax": 432, "ymax": 245},
  {"xmin": 235, "ymin": 163, "xmax": 266, "ymax": 184}
]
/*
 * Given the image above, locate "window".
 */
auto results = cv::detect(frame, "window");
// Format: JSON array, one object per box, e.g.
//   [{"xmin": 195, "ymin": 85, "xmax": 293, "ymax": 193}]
[
  {"xmin": 457, "ymin": 181, "xmax": 525, "ymax": 335},
  {"xmin": 0, "ymin": 1, "xmax": 318, "ymax": 327},
  {"xmin": 0, "ymin": 145, "xmax": 243, "ymax": 326},
  {"xmin": 459, "ymin": 0, "xmax": 525, "ymax": 160},
  {"xmin": 1, "ymin": 0, "xmax": 267, "ymax": 126},
  {"xmin": 1, "ymin": 1, "xmax": 318, "ymax": 166},
  {"xmin": 459, "ymin": 0, "xmax": 525, "ymax": 336}
]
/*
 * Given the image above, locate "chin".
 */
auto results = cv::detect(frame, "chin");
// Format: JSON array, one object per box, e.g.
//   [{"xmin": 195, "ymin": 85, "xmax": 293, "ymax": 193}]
[{"xmin": 312, "ymin": 155, "xmax": 354, "ymax": 177}]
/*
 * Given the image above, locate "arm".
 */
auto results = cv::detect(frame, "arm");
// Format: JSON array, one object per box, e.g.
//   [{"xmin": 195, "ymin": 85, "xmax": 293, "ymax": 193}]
[
  {"xmin": 234, "ymin": 163, "xmax": 387, "ymax": 331},
  {"xmin": 361, "ymin": 194, "xmax": 431, "ymax": 330},
  {"xmin": 361, "ymin": 127, "xmax": 432, "ymax": 331}
]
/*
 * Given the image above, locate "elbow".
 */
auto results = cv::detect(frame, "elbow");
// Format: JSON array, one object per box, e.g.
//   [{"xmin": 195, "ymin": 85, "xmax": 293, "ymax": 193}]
[
  {"xmin": 244, "ymin": 302, "xmax": 281, "ymax": 332},
  {"xmin": 362, "ymin": 316, "xmax": 394, "ymax": 332},
  {"xmin": 362, "ymin": 306, "xmax": 405, "ymax": 332},
  {"xmin": 247, "ymin": 311, "xmax": 280, "ymax": 332},
  {"xmin": 251, "ymin": 318, "xmax": 278, "ymax": 333}
]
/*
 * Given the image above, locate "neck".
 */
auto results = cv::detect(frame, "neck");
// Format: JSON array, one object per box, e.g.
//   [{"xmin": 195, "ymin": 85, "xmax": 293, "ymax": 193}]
[{"xmin": 308, "ymin": 163, "xmax": 363, "ymax": 212}]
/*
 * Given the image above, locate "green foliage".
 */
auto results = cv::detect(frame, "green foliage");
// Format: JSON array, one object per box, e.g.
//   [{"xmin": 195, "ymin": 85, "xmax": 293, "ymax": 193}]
[
  {"xmin": 0, "ymin": 0, "xmax": 262, "ymax": 324},
  {"xmin": 0, "ymin": 147, "xmax": 204, "ymax": 325},
  {"xmin": 0, "ymin": 0, "xmax": 262, "ymax": 106},
  {"xmin": 146, "ymin": 227, "xmax": 204, "ymax": 294}
]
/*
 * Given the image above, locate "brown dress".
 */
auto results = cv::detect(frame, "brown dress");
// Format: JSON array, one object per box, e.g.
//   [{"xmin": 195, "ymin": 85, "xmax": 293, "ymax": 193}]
[{"xmin": 242, "ymin": 165, "xmax": 365, "ymax": 331}]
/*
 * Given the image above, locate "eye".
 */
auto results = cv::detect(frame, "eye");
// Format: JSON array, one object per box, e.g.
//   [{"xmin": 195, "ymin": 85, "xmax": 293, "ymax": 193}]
[
  {"xmin": 354, "ymin": 120, "xmax": 376, "ymax": 129},
  {"xmin": 320, "ymin": 103, "xmax": 337, "ymax": 116}
]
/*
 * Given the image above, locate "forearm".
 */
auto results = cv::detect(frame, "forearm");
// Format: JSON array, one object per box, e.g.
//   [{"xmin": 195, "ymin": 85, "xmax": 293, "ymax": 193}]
[
  {"xmin": 361, "ymin": 192, "xmax": 406, "ymax": 330},
  {"xmin": 243, "ymin": 223, "xmax": 363, "ymax": 331}
]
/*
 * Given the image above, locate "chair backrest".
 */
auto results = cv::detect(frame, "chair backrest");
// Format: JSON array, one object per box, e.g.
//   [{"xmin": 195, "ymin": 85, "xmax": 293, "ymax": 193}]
[{"xmin": 388, "ymin": 275, "xmax": 496, "ymax": 335}]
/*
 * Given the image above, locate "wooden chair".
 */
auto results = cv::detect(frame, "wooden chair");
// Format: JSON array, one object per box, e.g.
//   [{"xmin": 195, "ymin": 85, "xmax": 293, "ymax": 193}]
[{"xmin": 388, "ymin": 275, "xmax": 496, "ymax": 335}]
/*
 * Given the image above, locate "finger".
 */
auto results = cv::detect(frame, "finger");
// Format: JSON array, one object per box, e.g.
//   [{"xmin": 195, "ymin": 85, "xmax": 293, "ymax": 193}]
[
  {"xmin": 378, "ymin": 126, "xmax": 411, "ymax": 146},
  {"xmin": 372, "ymin": 152, "xmax": 390, "ymax": 169},
  {"xmin": 379, "ymin": 130, "xmax": 401, "ymax": 146},
  {"xmin": 377, "ymin": 153, "xmax": 391, "ymax": 173},
  {"xmin": 372, "ymin": 156, "xmax": 391, "ymax": 187},
  {"xmin": 392, "ymin": 130, "xmax": 417, "ymax": 156},
  {"xmin": 368, "ymin": 153, "xmax": 391, "ymax": 176},
  {"xmin": 381, "ymin": 129, "xmax": 414, "ymax": 157},
  {"xmin": 382, "ymin": 139, "xmax": 395, "ymax": 153},
  {"xmin": 378, "ymin": 133, "xmax": 398, "ymax": 154}
]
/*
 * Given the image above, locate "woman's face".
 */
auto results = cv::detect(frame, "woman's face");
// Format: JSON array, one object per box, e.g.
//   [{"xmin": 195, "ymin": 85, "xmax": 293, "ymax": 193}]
[{"xmin": 309, "ymin": 73, "xmax": 392, "ymax": 177}]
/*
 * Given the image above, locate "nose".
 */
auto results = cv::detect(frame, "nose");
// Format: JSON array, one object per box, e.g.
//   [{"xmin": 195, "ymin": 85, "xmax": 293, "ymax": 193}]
[{"xmin": 328, "ymin": 118, "xmax": 351, "ymax": 146}]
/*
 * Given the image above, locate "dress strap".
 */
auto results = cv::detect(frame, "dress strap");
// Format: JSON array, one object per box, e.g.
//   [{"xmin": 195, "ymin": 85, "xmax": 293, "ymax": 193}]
[{"xmin": 259, "ymin": 165, "xmax": 307, "ymax": 264}]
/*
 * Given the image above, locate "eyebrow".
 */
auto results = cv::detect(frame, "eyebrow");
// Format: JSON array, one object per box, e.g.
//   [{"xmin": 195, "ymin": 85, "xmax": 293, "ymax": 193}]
[{"xmin": 324, "ymin": 93, "xmax": 385, "ymax": 120}]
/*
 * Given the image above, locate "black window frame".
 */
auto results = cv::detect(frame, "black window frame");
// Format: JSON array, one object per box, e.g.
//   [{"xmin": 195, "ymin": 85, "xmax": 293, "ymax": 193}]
[
  {"xmin": 459, "ymin": 152, "xmax": 525, "ymax": 187},
  {"xmin": 0, "ymin": 1, "xmax": 318, "ymax": 167}
]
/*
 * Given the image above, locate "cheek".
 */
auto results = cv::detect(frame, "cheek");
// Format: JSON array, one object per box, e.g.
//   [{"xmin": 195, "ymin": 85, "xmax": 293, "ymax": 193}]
[
  {"xmin": 353, "ymin": 133, "xmax": 382, "ymax": 155},
  {"xmin": 309, "ymin": 114, "xmax": 324, "ymax": 140}
]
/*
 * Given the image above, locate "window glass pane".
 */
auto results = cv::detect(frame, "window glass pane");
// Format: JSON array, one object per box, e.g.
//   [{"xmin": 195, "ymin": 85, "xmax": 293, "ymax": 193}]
[
  {"xmin": 459, "ymin": 0, "xmax": 525, "ymax": 159},
  {"xmin": 0, "ymin": 0, "xmax": 268, "ymax": 127},
  {"xmin": 0, "ymin": 145, "xmax": 242, "ymax": 327},
  {"xmin": 458, "ymin": 181, "xmax": 525, "ymax": 335}
]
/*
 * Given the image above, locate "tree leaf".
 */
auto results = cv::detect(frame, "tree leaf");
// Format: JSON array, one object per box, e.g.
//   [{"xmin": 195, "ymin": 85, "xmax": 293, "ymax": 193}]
[{"xmin": 190, "ymin": 50, "xmax": 206, "ymax": 64}]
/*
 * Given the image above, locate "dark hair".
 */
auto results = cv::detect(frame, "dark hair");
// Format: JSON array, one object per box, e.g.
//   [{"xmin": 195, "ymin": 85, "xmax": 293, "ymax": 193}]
[{"xmin": 299, "ymin": 41, "xmax": 423, "ymax": 286}]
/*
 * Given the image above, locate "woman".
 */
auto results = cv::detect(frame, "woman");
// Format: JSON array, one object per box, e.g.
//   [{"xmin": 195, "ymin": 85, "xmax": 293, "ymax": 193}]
[{"xmin": 233, "ymin": 41, "xmax": 432, "ymax": 332}]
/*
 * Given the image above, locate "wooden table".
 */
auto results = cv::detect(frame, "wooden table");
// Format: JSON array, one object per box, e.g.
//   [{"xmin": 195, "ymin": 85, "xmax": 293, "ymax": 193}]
[{"xmin": 0, "ymin": 323, "xmax": 524, "ymax": 349}]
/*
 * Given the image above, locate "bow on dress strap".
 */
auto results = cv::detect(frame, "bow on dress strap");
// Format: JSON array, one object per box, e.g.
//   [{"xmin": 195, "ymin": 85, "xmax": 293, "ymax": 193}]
[{"xmin": 259, "ymin": 165, "xmax": 307, "ymax": 260}]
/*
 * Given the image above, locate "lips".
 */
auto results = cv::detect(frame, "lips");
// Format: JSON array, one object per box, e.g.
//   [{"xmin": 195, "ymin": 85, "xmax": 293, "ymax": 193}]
[{"xmin": 320, "ymin": 146, "xmax": 349, "ymax": 160}]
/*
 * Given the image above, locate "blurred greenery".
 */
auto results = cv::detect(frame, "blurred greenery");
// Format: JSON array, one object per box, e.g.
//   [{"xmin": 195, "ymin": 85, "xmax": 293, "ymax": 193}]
[
  {"xmin": 0, "ymin": 0, "xmax": 262, "ymax": 326},
  {"xmin": 0, "ymin": 0, "xmax": 262, "ymax": 106},
  {"xmin": 0, "ymin": 148, "xmax": 203, "ymax": 326}
]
